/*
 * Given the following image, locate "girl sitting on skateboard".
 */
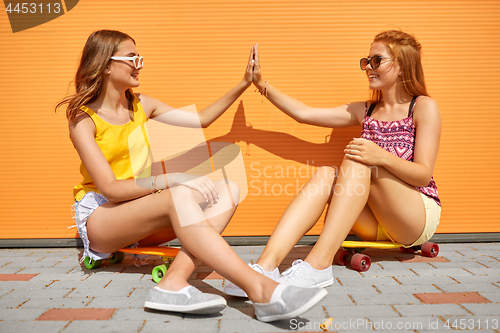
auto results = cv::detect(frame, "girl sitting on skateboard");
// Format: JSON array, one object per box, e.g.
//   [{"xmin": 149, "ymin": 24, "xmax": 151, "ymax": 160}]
[
  {"xmin": 225, "ymin": 30, "xmax": 442, "ymax": 295},
  {"xmin": 59, "ymin": 30, "xmax": 326, "ymax": 321}
]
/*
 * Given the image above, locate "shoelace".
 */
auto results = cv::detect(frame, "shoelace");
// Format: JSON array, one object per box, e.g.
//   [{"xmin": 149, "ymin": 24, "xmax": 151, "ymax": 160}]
[{"xmin": 281, "ymin": 259, "xmax": 306, "ymax": 278}]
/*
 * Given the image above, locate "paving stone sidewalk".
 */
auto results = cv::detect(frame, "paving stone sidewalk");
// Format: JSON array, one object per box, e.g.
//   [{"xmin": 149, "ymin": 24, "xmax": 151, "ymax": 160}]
[{"xmin": 0, "ymin": 243, "xmax": 499, "ymax": 333}]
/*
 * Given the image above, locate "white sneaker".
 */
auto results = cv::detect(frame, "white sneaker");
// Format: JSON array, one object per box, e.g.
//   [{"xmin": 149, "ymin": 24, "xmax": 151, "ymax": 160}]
[
  {"xmin": 144, "ymin": 286, "xmax": 226, "ymax": 315},
  {"xmin": 277, "ymin": 259, "xmax": 333, "ymax": 288},
  {"xmin": 223, "ymin": 263, "xmax": 280, "ymax": 297},
  {"xmin": 253, "ymin": 284, "xmax": 328, "ymax": 322}
]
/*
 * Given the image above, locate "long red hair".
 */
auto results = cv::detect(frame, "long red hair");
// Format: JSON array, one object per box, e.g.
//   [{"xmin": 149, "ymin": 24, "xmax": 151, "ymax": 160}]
[{"xmin": 370, "ymin": 30, "xmax": 429, "ymax": 103}]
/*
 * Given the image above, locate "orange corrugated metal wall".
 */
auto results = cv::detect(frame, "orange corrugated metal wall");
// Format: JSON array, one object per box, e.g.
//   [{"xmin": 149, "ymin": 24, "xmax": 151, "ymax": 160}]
[{"xmin": 1, "ymin": 0, "xmax": 499, "ymax": 239}]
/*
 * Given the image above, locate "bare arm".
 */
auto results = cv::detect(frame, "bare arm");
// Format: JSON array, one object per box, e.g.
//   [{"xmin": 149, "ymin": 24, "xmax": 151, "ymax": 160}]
[
  {"xmin": 142, "ymin": 47, "xmax": 255, "ymax": 128},
  {"xmin": 252, "ymin": 44, "xmax": 364, "ymax": 128},
  {"xmin": 70, "ymin": 113, "xmax": 222, "ymax": 204}
]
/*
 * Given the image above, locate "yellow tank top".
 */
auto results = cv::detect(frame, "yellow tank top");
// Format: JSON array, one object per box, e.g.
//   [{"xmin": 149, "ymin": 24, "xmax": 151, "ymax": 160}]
[{"xmin": 73, "ymin": 94, "xmax": 151, "ymax": 201}]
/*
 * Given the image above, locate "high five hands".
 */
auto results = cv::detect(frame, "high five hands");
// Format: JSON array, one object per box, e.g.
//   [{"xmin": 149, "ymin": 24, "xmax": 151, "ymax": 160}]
[{"xmin": 245, "ymin": 44, "xmax": 266, "ymax": 91}]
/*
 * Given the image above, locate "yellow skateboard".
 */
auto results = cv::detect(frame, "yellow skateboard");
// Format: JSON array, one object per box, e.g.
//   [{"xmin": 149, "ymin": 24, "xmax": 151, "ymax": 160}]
[
  {"xmin": 334, "ymin": 241, "xmax": 439, "ymax": 272},
  {"xmin": 83, "ymin": 246, "xmax": 179, "ymax": 283}
]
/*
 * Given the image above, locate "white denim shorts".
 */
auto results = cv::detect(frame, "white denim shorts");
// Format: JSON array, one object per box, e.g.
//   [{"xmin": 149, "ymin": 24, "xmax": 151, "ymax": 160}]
[{"xmin": 72, "ymin": 191, "xmax": 112, "ymax": 263}]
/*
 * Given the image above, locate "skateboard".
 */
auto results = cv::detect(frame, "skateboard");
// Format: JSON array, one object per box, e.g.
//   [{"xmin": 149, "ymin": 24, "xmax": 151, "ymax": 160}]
[
  {"xmin": 83, "ymin": 246, "xmax": 180, "ymax": 283},
  {"xmin": 334, "ymin": 241, "xmax": 439, "ymax": 272}
]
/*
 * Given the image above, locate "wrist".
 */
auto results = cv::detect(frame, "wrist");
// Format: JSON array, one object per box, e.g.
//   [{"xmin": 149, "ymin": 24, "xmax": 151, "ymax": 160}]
[
  {"xmin": 164, "ymin": 173, "xmax": 180, "ymax": 188},
  {"xmin": 254, "ymin": 79, "xmax": 267, "ymax": 90},
  {"xmin": 379, "ymin": 150, "xmax": 393, "ymax": 168},
  {"xmin": 241, "ymin": 79, "xmax": 252, "ymax": 89}
]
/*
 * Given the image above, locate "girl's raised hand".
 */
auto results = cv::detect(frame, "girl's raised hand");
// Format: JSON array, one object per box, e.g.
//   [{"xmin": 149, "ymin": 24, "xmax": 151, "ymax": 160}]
[
  {"xmin": 252, "ymin": 44, "xmax": 266, "ymax": 90},
  {"xmin": 244, "ymin": 45, "xmax": 256, "ymax": 84}
]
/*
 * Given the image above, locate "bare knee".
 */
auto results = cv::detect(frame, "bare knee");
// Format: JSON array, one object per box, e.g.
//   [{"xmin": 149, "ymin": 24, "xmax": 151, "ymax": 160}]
[
  {"xmin": 168, "ymin": 185, "xmax": 196, "ymax": 201},
  {"xmin": 161, "ymin": 186, "xmax": 197, "ymax": 216},
  {"xmin": 226, "ymin": 179, "xmax": 240, "ymax": 203},
  {"xmin": 214, "ymin": 179, "xmax": 241, "ymax": 204}
]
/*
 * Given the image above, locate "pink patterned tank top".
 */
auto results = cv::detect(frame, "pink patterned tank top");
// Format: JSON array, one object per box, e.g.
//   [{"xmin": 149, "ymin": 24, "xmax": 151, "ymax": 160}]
[{"xmin": 361, "ymin": 96, "xmax": 441, "ymax": 206}]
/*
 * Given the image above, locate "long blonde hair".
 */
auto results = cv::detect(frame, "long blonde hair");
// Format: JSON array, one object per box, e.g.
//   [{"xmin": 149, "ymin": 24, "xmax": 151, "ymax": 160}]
[
  {"xmin": 56, "ymin": 30, "xmax": 135, "ymax": 121},
  {"xmin": 370, "ymin": 30, "xmax": 429, "ymax": 103}
]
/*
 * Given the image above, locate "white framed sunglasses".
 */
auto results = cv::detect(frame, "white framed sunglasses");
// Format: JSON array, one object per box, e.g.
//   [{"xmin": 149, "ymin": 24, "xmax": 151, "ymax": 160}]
[{"xmin": 110, "ymin": 55, "xmax": 144, "ymax": 69}]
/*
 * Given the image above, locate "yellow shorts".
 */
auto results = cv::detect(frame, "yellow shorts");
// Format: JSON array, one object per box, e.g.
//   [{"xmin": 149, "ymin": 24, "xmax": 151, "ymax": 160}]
[{"xmin": 376, "ymin": 192, "xmax": 441, "ymax": 247}]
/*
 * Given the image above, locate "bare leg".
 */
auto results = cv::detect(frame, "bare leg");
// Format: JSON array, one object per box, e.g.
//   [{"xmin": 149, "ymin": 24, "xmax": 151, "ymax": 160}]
[
  {"xmin": 159, "ymin": 185, "xmax": 278, "ymax": 302},
  {"xmin": 305, "ymin": 158, "xmax": 426, "ymax": 270},
  {"xmin": 350, "ymin": 204, "xmax": 379, "ymax": 241},
  {"xmin": 86, "ymin": 179, "xmax": 277, "ymax": 303},
  {"xmin": 89, "ymin": 179, "xmax": 237, "ymax": 292},
  {"xmin": 256, "ymin": 166, "xmax": 336, "ymax": 271},
  {"xmin": 157, "ymin": 180, "xmax": 239, "ymax": 291}
]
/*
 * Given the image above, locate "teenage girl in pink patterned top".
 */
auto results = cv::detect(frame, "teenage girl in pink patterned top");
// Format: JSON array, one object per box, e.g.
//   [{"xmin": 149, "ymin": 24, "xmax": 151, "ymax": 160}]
[{"xmin": 224, "ymin": 30, "xmax": 442, "ymax": 295}]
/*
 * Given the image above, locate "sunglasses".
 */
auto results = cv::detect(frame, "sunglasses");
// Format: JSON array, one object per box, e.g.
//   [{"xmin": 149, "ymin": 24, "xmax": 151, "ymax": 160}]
[
  {"xmin": 110, "ymin": 55, "xmax": 144, "ymax": 69},
  {"xmin": 360, "ymin": 55, "xmax": 390, "ymax": 71}
]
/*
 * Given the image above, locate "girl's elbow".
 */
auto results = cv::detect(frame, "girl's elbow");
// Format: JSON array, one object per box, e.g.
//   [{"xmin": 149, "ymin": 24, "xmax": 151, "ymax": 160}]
[
  {"xmin": 417, "ymin": 175, "xmax": 433, "ymax": 187},
  {"xmin": 199, "ymin": 117, "xmax": 210, "ymax": 128},
  {"xmin": 295, "ymin": 113, "xmax": 309, "ymax": 124},
  {"xmin": 99, "ymin": 187, "xmax": 120, "ymax": 204},
  {"xmin": 101, "ymin": 191, "xmax": 117, "ymax": 203},
  {"xmin": 416, "ymin": 181, "xmax": 430, "ymax": 188}
]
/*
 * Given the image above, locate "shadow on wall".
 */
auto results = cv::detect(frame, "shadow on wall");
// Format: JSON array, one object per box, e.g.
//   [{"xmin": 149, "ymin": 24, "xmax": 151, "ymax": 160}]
[{"xmin": 209, "ymin": 100, "xmax": 360, "ymax": 168}]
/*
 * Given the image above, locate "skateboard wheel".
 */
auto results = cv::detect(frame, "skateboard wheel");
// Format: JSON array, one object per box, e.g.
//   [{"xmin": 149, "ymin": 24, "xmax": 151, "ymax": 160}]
[
  {"xmin": 351, "ymin": 253, "xmax": 371, "ymax": 272},
  {"xmin": 421, "ymin": 242, "xmax": 439, "ymax": 258},
  {"xmin": 108, "ymin": 251, "xmax": 125, "ymax": 264},
  {"xmin": 84, "ymin": 256, "xmax": 103, "ymax": 269},
  {"xmin": 334, "ymin": 249, "xmax": 350, "ymax": 266},
  {"xmin": 152, "ymin": 264, "xmax": 167, "ymax": 283}
]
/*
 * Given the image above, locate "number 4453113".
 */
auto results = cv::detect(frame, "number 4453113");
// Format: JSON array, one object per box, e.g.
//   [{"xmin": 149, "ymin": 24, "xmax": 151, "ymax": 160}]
[
  {"xmin": 5, "ymin": 3, "xmax": 62, "ymax": 14},
  {"xmin": 444, "ymin": 318, "xmax": 498, "ymax": 330}
]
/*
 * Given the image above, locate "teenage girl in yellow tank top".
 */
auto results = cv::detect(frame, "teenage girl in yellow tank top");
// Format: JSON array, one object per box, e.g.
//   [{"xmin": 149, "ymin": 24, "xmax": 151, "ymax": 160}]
[{"xmin": 57, "ymin": 30, "xmax": 326, "ymax": 321}]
